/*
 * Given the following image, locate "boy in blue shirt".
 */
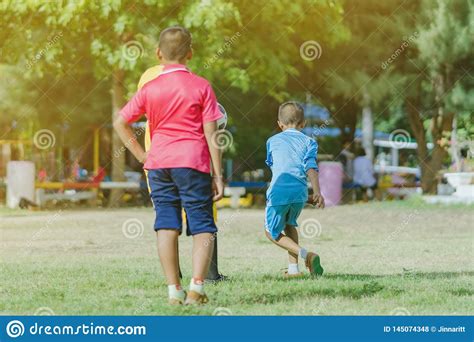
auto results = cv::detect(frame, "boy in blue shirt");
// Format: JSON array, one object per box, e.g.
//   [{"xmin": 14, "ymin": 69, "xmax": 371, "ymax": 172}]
[{"xmin": 265, "ymin": 101, "xmax": 325, "ymax": 277}]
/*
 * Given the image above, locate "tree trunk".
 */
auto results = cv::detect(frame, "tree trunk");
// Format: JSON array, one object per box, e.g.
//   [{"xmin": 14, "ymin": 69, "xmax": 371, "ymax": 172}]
[
  {"xmin": 361, "ymin": 90, "xmax": 374, "ymax": 160},
  {"xmin": 108, "ymin": 69, "xmax": 126, "ymax": 207},
  {"xmin": 450, "ymin": 116, "xmax": 461, "ymax": 170},
  {"xmin": 406, "ymin": 98, "xmax": 430, "ymax": 192},
  {"xmin": 426, "ymin": 72, "xmax": 453, "ymax": 193},
  {"xmin": 334, "ymin": 97, "xmax": 358, "ymax": 146},
  {"xmin": 426, "ymin": 110, "xmax": 454, "ymax": 193},
  {"xmin": 406, "ymin": 96, "xmax": 454, "ymax": 194}
]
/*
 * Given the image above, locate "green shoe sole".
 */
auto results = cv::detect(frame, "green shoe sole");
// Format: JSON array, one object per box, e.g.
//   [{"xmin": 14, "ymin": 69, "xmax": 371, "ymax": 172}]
[{"xmin": 312, "ymin": 255, "xmax": 324, "ymax": 276}]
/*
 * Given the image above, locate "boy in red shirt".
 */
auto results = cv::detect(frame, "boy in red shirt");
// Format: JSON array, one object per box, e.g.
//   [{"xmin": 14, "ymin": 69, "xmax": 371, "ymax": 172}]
[{"xmin": 114, "ymin": 26, "xmax": 224, "ymax": 305}]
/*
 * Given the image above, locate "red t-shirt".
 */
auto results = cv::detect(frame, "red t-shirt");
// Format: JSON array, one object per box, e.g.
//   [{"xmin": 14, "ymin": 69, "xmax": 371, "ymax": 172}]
[{"xmin": 120, "ymin": 64, "xmax": 222, "ymax": 173}]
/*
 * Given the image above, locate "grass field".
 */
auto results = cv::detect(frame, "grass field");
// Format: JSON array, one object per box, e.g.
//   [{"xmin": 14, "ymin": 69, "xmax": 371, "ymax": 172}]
[{"xmin": 1, "ymin": 199, "xmax": 473, "ymax": 315}]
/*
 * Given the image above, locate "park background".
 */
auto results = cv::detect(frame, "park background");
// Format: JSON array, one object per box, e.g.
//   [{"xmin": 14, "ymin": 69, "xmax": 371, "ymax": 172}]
[{"xmin": 0, "ymin": 0, "xmax": 473, "ymax": 315}]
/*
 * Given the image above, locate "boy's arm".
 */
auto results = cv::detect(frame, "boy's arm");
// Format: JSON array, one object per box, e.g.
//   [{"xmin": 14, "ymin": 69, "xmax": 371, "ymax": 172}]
[
  {"xmin": 204, "ymin": 121, "xmax": 224, "ymax": 201},
  {"xmin": 265, "ymin": 140, "xmax": 273, "ymax": 168},
  {"xmin": 113, "ymin": 116, "xmax": 147, "ymax": 163},
  {"xmin": 304, "ymin": 139, "xmax": 325, "ymax": 208},
  {"xmin": 113, "ymin": 89, "xmax": 147, "ymax": 164},
  {"xmin": 307, "ymin": 168, "xmax": 325, "ymax": 208},
  {"xmin": 201, "ymin": 83, "xmax": 225, "ymax": 201}
]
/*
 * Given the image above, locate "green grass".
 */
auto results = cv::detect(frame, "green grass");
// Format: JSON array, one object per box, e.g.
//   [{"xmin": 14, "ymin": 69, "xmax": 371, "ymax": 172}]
[{"xmin": 1, "ymin": 203, "xmax": 473, "ymax": 315}]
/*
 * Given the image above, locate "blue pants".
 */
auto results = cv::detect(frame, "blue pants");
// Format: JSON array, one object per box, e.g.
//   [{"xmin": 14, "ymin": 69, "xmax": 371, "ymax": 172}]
[
  {"xmin": 265, "ymin": 202, "xmax": 305, "ymax": 240},
  {"xmin": 147, "ymin": 168, "xmax": 217, "ymax": 236}
]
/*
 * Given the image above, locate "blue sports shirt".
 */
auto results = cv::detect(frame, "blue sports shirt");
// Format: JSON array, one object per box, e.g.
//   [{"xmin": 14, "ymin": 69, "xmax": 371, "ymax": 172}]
[{"xmin": 265, "ymin": 128, "xmax": 318, "ymax": 206}]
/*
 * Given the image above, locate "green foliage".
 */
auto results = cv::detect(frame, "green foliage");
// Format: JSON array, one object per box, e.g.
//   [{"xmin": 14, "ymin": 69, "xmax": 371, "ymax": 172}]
[
  {"xmin": 0, "ymin": 0, "xmax": 347, "ymax": 174},
  {"xmin": 0, "ymin": 65, "xmax": 38, "ymax": 127},
  {"xmin": 417, "ymin": 0, "xmax": 474, "ymax": 73},
  {"xmin": 414, "ymin": 0, "xmax": 473, "ymax": 142},
  {"xmin": 0, "ymin": 0, "xmax": 471, "ymax": 174}
]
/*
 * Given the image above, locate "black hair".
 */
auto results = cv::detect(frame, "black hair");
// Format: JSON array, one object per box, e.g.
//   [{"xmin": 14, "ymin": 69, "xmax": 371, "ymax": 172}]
[
  {"xmin": 278, "ymin": 101, "xmax": 305, "ymax": 126},
  {"xmin": 356, "ymin": 147, "xmax": 367, "ymax": 157},
  {"xmin": 159, "ymin": 26, "xmax": 192, "ymax": 61}
]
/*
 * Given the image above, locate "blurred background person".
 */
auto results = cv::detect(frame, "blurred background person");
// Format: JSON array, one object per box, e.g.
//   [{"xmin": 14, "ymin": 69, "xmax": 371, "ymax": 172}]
[{"xmin": 353, "ymin": 147, "xmax": 379, "ymax": 202}]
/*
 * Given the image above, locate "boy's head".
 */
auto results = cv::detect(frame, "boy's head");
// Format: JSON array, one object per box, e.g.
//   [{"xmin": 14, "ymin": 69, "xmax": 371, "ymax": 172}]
[
  {"xmin": 277, "ymin": 101, "xmax": 305, "ymax": 130},
  {"xmin": 356, "ymin": 146, "xmax": 367, "ymax": 157},
  {"xmin": 157, "ymin": 26, "xmax": 192, "ymax": 63}
]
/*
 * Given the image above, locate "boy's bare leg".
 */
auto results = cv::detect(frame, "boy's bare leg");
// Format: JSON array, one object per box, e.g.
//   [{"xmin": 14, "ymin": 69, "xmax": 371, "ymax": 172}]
[
  {"xmin": 192, "ymin": 232, "xmax": 214, "ymax": 280},
  {"xmin": 184, "ymin": 232, "xmax": 214, "ymax": 304},
  {"xmin": 284, "ymin": 225, "xmax": 299, "ymax": 264},
  {"xmin": 265, "ymin": 229, "xmax": 323, "ymax": 276},
  {"xmin": 156, "ymin": 229, "xmax": 180, "ymax": 285},
  {"xmin": 265, "ymin": 230, "xmax": 300, "ymax": 255}
]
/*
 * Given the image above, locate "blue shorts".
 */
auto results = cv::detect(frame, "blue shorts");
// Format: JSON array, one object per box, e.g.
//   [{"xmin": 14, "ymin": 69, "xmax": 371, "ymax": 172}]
[
  {"xmin": 265, "ymin": 202, "xmax": 305, "ymax": 240},
  {"xmin": 146, "ymin": 168, "xmax": 217, "ymax": 236}
]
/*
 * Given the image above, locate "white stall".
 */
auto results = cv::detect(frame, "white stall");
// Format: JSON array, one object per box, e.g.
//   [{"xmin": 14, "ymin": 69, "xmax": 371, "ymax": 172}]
[{"xmin": 6, "ymin": 161, "xmax": 35, "ymax": 208}]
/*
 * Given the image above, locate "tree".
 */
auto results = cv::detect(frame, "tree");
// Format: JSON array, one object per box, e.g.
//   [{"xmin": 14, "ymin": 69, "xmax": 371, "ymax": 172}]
[
  {"xmin": 1, "ymin": 0, "xmax": 242, "ymax": 204},
  {"xmin": 300, "ymin": 0, "xmax": 419, "ymax": 159},
  {"xmin": 206, "ymin": 0, "xmax": 348, "ymax": 172},
  {"xmin": 404, "ymin": 0, "xmax": 473, "ymax": 193},
  {"xmin": 1, "ymin": 0, "xmax": 347, "ymax": 185}
]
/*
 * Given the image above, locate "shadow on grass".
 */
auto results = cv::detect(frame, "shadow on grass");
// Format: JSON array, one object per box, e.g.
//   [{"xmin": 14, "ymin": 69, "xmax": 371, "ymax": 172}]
[
  {"xmin": 448, "ymin": 288, "xmax": 474, "ymax": 296},
  {"xmin": 242, "ymin": 274, "xmax": 386, "ymax": 304},
  {"xmin": 260, "ymin": 271, "xmax": 473, "ymax": 282},
  {"xmin": 323, "ymin": 271, "xmax": 474, "ymax": 281},
  {"xmin": 240, "ymin": 280, "xmax": 385, "ymax": 304},
  {"xmin": 248, "ymin": 271, "xmax": 474, "ymax": 305}
]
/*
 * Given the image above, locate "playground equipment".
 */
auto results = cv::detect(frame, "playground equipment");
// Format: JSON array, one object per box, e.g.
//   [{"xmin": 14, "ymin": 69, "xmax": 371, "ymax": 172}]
[
  {"xmin": 36, "ymin": 128, "xmax": 140, "ymax": 207},
  {"xmin": 216, "ymin": 187, "xmax": 253, "ymax": 209},
  {"xmin": 35, "ymin": 180, "xmax": 141, "ymax": 207},
  {"xmin": 35, "ymin": 181, "xmax": 99, "ymax": 207},
  {"xmin": 2, "ymin": 127, "xmax": 146, "ymax": 208},
  {"xmin": 223, "ymin": 187, "xmax": 246, "ymax": 208},
  {"xmin": 373, "ymin": 139, "xmax": 431, "ymax": 176},
  {"xmin": 31, "ymin": 127, "xmax": 102, "ymax": 207}
]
